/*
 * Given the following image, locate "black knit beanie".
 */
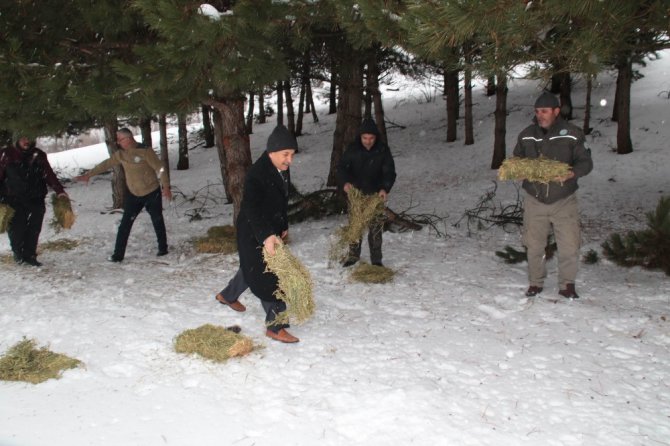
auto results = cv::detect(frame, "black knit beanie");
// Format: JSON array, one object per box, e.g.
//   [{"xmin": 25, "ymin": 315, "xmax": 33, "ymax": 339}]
[
  {"xmin": 266, "ymin": 125, "xmax": 298, "ymax": 152},
  {"xmin": 359, "ymin": 118, "xmax": 380, "ymax": 136},
  {"xmin": 534, "ymin": 91, "xmax": 560, "ymax": 109}
]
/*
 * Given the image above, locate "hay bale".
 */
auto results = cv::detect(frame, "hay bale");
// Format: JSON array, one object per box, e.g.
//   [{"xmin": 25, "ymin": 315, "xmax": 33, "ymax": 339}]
[
  {"xmin": 350, "ymin": 262, "xmax": 395, "ymax": 284},
  {"xmin": 194, "ymin": 225, "xmax": 237, "ymax": 254},
  {"xmin": 0, "ymin": 338, "xmax": 82, "ymax": 384},
  {"xmin": 330, "ymin": 187, "xmax": 385, "ymax": 262},
  {"xmin": 0, "ymin": 203, "xmax": 15, "ymax": 234},
  {"xmin": 51, "ymin": 194, "xmax": 76, "ymax": 230},
  {"xmin": 263, "ymin": 242, "xmax": 315, "ymax": 325},
  {"xmin": 498, "ymin": 157, "xmax": 571, "ymax": 184},
  {"xmin": 174, "ymin": 324, "xmax": 255, "ymax": 362}
]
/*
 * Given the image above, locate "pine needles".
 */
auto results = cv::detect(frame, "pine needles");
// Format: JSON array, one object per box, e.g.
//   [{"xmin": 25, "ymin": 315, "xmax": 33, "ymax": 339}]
[
  {"xmin": 51, "ymin": 194, "xmax": 76, "ymax": 230},
  {"xmin": 0, "ymin": 338, "xmax": 82, "ymax": 384},
  {"xmin": 263, "ymin": 242, "xmax": 315, "ymax": 325},
  {"xmin": 174, "ymin": 324, "xmax": 256, "ymax": 362},
  {"xmin": 330, "ymin": 187, "xmax": 385, "ymax": 262},
  {"xmin": 498, "ymin": 157, "xmax": 571, "ymax": 184},
  {"xmin": 0, "ymin": 203, "xmax": 14, "ymax": 234}
]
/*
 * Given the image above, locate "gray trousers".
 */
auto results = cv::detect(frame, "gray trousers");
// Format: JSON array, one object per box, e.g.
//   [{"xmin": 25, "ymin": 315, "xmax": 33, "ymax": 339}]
[{"xmin": 522, "ymin": 192, "xmax": 581, "ymax": 289}]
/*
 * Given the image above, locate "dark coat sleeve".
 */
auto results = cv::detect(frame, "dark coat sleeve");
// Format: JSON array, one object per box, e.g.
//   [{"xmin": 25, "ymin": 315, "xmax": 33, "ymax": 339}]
[{"xmin": 37, "ymin": 150, "xmax": 66, "ymax": 195}]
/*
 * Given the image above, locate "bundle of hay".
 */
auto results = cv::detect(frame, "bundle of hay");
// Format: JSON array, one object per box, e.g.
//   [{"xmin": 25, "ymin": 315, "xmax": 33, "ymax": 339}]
[
  {"xmin": 0, "ymin": 203, "xmax": 14, "ymax": 234},
  {"xmin": 350, "ymin": 262, "xmax": 395, "ymax": 284},
  {"xmin": 194, "ymin": 225, "xmax": 237, "ymax": 254},
  {"xmin": 498, "ymin": 157, "xmax": 571, "ymax": 184},
  {"xmin": 330, "ymin": 187, "xmax": 385, "ymax": 262},
  {"xmin": 263, "ymin": 242, "xmax": 315, "ymax": 325},
  {"xmin": 50, "ymin": 194, "xmax": 76, "ymax": 230},
  {"xmin": 174, "ymin": 324, "xmax": 255, "ymax": 362},
  {"xmin": 0, "ymin": 338, "xmax": 82, "ymax": 384}
]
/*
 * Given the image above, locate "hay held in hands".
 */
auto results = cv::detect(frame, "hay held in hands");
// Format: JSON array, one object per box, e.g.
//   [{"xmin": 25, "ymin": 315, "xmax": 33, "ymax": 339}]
[
  {"xmin": 498, "ymin": 157, "xmax": 571, "ymax": 184},
  {"xmin": 330, "ymin": 187, "xmax": 385, "ymax": 262},
  {"xmin": 51, "ymin": 194, "xmax": 76, "ymax": 230},
  {"xmin": 174, "ymin": 324, "xmax": 255, "ymax": 362},
  {"xmin": 0, "ymin": 338, "xmax": 82, "ymax": 384},
  {"xmin": 350, "ymin": 262, "xmax": 395, "ymax": 284},
  {"xmin": 0, "ymin": 203, "xmax": 14, "ymax": 234},
  {"xmin": 263, "ymin": 242, "xmax": 315, "ymax": 325},
  {"xmin": 194, "ymin": 225, "xmax": 237, "ymax": 254}
]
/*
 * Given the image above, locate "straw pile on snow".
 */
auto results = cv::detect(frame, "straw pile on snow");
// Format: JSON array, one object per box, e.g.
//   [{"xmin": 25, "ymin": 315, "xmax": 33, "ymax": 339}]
[
  {"xmin": 0, "ymin": 203, "xmax": 14, "ymax": 234},
  {"xmin": 330, "ymin": 187, "xmax": 385, "ymax": 262},
  {"xmin": 0, "ymin": 338, "xmax": 82, "ymax": 384},
  {"xmin": 51, "ymin": 194, "xmax": 76, "ymax": 230},
  {"xmin": 194, "ymin": 225, "xmax": 237, "ymax": 254},
  {"xmin": 174, "ymin": 324, "xmax": 255, "ymax": 362},
  {"xmin": 263, "ymin": 242, "xmax": 314, "ymax": 325},
  {"xmin": 351, "ymin": 262, "xmax": 395, "ymax": 284},
  {"xmin": 498, "ymin": 157, "xmax": 571, "ymax": 184}
]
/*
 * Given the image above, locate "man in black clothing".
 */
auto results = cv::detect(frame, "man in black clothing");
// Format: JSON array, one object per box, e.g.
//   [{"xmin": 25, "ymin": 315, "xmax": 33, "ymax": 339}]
[
  {"xmin": 337, "ymin": 118, "xmax": 396, "ymax": 267},
  {"xmin": 0, "ymin": 137, "xmax": 68, "ymax": 266}
]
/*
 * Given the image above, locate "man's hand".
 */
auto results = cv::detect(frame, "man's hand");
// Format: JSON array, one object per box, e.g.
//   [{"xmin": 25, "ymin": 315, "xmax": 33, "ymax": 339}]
[
  {"xmin": 162, "ymin": 188, "xmax": 172, "ymax": 200},
  {"xmin": 378, "ymin": 189, "xmax": 388, "ymax": 201},
  {"xmin": 343, "ymin": 182, "xmax": 353, "ymax": 193},
  {"xmin": 263, "ymin": 235, "xmax": 282, "ymax": 256},
  {"xmin": 57, "ymin": 192, "xmax": 69, "ymax": 199},
  {"xmin": 281, "ymin": 230, "xmax": 288, "ymax": 240},
  {"xmin": 73, "ymin": 174, "xmax": 90, "ymax": 184},
  {"xmin": 555, "ymin": 171, "xmax": 575, "ymax": 183}
]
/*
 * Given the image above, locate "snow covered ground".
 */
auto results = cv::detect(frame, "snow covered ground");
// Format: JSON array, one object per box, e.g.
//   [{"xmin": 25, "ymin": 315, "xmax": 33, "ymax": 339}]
[{"xmin": 1, "ymin": 54, "xmax": 669, "ymax": 446}]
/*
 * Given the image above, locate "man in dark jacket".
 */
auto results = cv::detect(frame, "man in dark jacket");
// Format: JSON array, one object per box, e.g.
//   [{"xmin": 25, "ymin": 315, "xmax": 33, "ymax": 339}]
[
  {"xmin": 337, "ymin": 118, "xmax": 396, "ymax": 267},
  {"xmin": 513, "ymin": 91, "xmax": 593, "ymax": 299},
  {"xmin": 0, "ymin": 137, "xmax": 68, "ymax": 266},
  {"xmin": 234, "ymin": 125, "xmax": 299, "ymax": 343}
]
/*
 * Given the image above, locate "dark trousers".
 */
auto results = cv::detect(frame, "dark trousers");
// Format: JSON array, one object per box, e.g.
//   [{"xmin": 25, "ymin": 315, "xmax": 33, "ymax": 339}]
[
  {"xmin": 113, "ymin": 188, "xmax": 167, "ymax": 260},
  {"xmin": 7, "ymin": 199, "xmax": 45, "ymax": 262},
  {"xmin": 348, "ymin": 216, "xmax": 383, "ymax": 264},
  {"xmin": 261, "ymin": 299, "xmax": 288, "ymax": 333}
]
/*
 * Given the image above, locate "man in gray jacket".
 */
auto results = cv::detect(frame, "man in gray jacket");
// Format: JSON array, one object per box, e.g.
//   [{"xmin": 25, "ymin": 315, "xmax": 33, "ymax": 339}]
[{"xmin": 513, "ymin": 91, "xmax": 593, "ymax": 299}]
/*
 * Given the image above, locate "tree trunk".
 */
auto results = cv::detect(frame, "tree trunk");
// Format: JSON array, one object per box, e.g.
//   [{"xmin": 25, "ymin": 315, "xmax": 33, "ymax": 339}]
[
  {"xmin": 246, "ymin": 91, "xmax": 255, "ymax": 135},
  {"xmin": 445, "ymin": 67, "xmax": 459, "ymax": 142},
  {"xmin": 201, "ymin": 105, "xmax": 215, "ymax": 148},
  {"xmin": 284, "ymin": 79, "xmax": 296, "ymax": 136},
  {"xmin": 208, "ymin": 97, "xmax": 253, "ymax": 221},
  {"xmin": 139, "ymin": 116, "xmax": 152, "ymax": 148},
  {"xmin": 491, "ymin": 73, "xmax": 508, "ymax": 169},
  {"xmin": 486, "ymin": 75, "xmax": 496, "ymax": 97},
  {"xmin": 177, "ymin": 114, "xmax": 189, "ymax": 170},
  {"xmin": 550, "ymin": 72, "xmax": 562, "ymax": 94},
  {"xmin": 257, "ymin": 91, "xmax": 266, "ymax": 124},
  {"xmin": 583, "ymin": 74, "xmax": 592, "ymax": 135},
  {"xmin": 276, "ymin": 81, "xmax": 284, "ymax": 126},
  {"xmin": 364, "ymin": 66, "xmax": 373, "ymax": 120},
  {"xmin": 158, "ymin": 114, "xmax": 171, "ymax": 186},
  {"xmin": 464, "ymin": 65, "xmax": 474, "ymax": 145},
  {"xmin": 306, "ymin": 82, "xmax": 319, "ymax": 123},
  {"xmin": 103, "ymin": 118, "xmax": 126, "ymax": 209},
  {"xmin": 296, "ymin": 80, "xmax": 305, "ymax": 136},
  {"xmin": 612, "ymin": 73, "xmax": 620, "ymax": 122},
  {"xmin": 328, "ymin": 58, "xmax": 363, "ymax": 187},
  {"xmin": 615, "ymin": 58, "xmax": 633, "ymax": 154},
  {"xmin": 211, "ymin": 108, "xmax": 232, "ymax": 204},
  {"xmin": 368, "ymin": 56, "xmax": 387, "ymax": 144},
  {"xmin": 329, "ymin": 58, "xmax": 338, "ymax": 114},
  {"xmin": 558, "ymin": 72, "xmax": 573, "ymax": 120}
]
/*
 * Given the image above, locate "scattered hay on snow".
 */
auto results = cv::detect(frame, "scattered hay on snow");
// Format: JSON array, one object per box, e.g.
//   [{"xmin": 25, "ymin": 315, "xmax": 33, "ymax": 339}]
[
  {"xmin": 263, "ymin": 242, "xmax": 315, "ymax": 325},
  {"xmin": 330, "ymin": 187, "xmax": 385, "ymax": 262},
  {"xmin": 350, "ymin": 262, "xmax": 395, "ymax": 284},
  {"xmin": 40, "ymin": 238, "xmax": 80, "ymax": 252},
  {"xmin": 194, "ymin": 225, "xmax": 237, "ymax": 254},
  {"xmin": 50, "ymin": 194, "xmax": 76, "ymax": 231},
  {"xmin": 0, "ymin": 203, "xmax": 15, "ymax": 234},
  {"xmin": 0, "ymin": 338, "xmax": 82, "ymax": 384},
  {"xmin": 174, "ymin": 324, "xmax": 256, "ymax": 362},
  {"xmin": 498, "ymin": 157, "xmax": 571, "ymax": 184}
]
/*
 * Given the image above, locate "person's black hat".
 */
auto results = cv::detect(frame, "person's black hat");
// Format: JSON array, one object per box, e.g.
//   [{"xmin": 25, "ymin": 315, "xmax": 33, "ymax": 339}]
[
  {"xmin": 266, "ymin": 125, "xmax": 298, "ymax": 152},
  {"xmin": 359, "ymin": 118, "xmax": 380, "ymax": 136},
  {"xmin": 534, "ymin": 91, "xmax": 560, "ymax": 109}
]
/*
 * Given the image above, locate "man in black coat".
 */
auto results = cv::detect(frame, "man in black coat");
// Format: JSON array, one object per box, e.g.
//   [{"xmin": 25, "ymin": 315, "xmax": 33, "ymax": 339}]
[
  {"xmin": 0, "ymin": 137, "xmax": 68, "ymax": 266},
  {"xmin": 337, "ymin": 118, "xmax": 396, "ymax": 267},
  {"xmin": 233, "ymin": 125, "xmax": 299, "ymax": 343}
]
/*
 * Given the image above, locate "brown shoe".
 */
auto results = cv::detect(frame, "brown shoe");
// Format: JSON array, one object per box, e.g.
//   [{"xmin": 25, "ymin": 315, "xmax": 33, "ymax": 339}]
[
  {"xmin": 215, "ymin": 293, "xmax": 246, "ymax": 312},
  {"xmin": 266, "ymin": 329, "xmax": 299, "ymax": 343},
  {"xmin": 525, "ymin": 286, "xmax": 543, "ymax": 297},
  {"xmin": 558, "ymin": 283, "xmax": 580, "ymax": 299}
]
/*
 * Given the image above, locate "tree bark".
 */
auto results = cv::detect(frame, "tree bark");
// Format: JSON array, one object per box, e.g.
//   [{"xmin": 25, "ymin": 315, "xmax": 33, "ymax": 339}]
[
  {"xmin": 246, "ymin": 91, "xmax": 255, "ymax": 135},
  {"xmin": 328, "ymin": 58, "xmax": 363, "ymax": 187},
  {"xmin": 257, "ymin": 91, "xmax": 266, "ymax": 124},
  {"xmin": 201, "ymin": 105, "xmax": 215, "ymax": 148},
  {"xmin": 211, "ymin": 108, "xmax": 232, "ymax": 204},
  {"xmin": 158, "ymin": 114, "xmax": 171, "ymax": 186},
  {"xmin": 464, "ymin": 65, "xmax": 474, "ymax": 145},
  {"xmin": 583, "ymin": 75, "xmax": 592, "ymax": 135},
  {"xmin": 284, "ymin": 79, "xmax": 296, "ymax": 136},
  {"xmin": 306, "ymin": 81, "xmax": 319, "ymax": 123},
  {"xmin": 445, "ymin": 67, "xmax": 459, "ymax": 142},
  {"xmin": 491, "ymin": 73, "xmax": 508, "ymax": 169},
  {"xmin": 208, "ymin": 97, "xmax": 253, "ymax": 221},
  {"xmin": 329, "ymin": 58, "xmax": 338, "ymax": 114},
  {"xmin": 615, "ymin": 58, "xmax": 633, "ymax": 154},
  {"xmin": 296, "ymin": 80, "xmax": 305, "ymax": 136},
  {"xmin": 486, "ymin": 75, "xmax": 496, "ymax": 97},
  {"xmin": 368, "ymin": 56, "xmax": 387, "ymax": 144},
  {"xmin": 177, "ymin": 113, "xmax": 189, "ymax": 170},
  {"xmin": 276, "ymin": 80, "xmax": 284, "ymax": 126},
  {"xmin": 103, "ymin": 118, "xmax": 126, "ymax": 209},
  {"xmin": 558, "ymin": 72, "xmax": 573, "ymax": 120},
  {"xmin": 139, "ymin": 116, "xmax": 152, "ymax": 148}
]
